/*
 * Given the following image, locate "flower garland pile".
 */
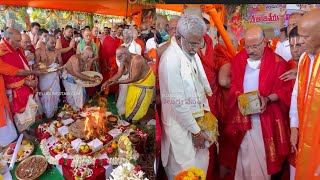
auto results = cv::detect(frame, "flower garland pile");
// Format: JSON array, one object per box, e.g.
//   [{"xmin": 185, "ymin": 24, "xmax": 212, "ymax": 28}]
[
  {"xmin": 109, "ymin": 162, "xmax": 149, "ymax": 180},
  {"xmin": 174, "ymin": 168, "xmax": 205, "ymax": 180}
]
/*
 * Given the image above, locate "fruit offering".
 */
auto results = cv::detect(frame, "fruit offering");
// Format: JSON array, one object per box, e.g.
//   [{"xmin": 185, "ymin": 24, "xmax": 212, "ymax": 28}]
[
  {"xmin": 65, "ymin": 133, "xmax": 76, "ymax": 142},
  {"xmin": 79, "ymin": 145, "xmax": 93, "ymax": 155},
  {"xmin": 111, "ymin": 141, "xmax": 118, "ymax": 149},
  {"xmin": 55, "ymin": 121, "xmax": 63, "ymax": 128},
  {"xmin": 98, "ymin": 133, "xmax": 113, "ymax": 144},
  {"xmin": 1, "ymin": 139, "xmax": 34, "ymax": 163},
  {"xmin": 50, "ymin": 142, "xmax": 64, "ymax": 155}
]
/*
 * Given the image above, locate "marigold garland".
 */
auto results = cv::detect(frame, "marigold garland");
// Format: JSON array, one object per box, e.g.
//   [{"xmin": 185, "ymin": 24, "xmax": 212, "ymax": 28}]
[{"xmin": 174, "ymin": 168, "xmax": 205, "ymax": 180}]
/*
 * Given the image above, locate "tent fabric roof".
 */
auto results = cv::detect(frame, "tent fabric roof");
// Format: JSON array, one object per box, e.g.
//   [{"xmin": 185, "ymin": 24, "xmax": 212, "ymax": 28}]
[{"xmin": 0, "ymin": 0, "xmax": 143, "ymax": 17}]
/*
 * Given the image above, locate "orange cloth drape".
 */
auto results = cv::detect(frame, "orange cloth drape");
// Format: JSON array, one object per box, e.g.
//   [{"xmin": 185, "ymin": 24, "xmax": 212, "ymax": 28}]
[{"xmin": 295, "ymin": 53, "xmax": 320, "ymax": 180}]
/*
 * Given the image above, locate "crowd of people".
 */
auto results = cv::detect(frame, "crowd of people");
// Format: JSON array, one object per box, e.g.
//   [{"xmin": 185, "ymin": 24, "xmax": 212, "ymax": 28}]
[
  {"xmin": 0, "ymin": 16, "xmax": 157, "ymax": 152},
  {"xmin": 0, "ymin": 4, "xmax": 319, "ymax": 180}
]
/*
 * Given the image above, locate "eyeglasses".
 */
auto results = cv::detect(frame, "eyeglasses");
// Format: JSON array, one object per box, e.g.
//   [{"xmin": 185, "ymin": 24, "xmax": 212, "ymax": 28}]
[
  {"xmin": 245, "ymin": 38, "xmax": 265, "ymax": 50},
  {"xmin": 180, "ymin": 34, "xmax": 204, "ymax": 49}
]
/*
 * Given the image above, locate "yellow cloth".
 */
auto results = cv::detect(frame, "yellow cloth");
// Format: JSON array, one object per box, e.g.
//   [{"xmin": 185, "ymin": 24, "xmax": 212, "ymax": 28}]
[
  {"xmin": 125, "ymin": 69, "xmax": 155, "ymax": 121},
  {"xmin": 196, "ymin": 112, "xmax": 219, "ymax": 149}
]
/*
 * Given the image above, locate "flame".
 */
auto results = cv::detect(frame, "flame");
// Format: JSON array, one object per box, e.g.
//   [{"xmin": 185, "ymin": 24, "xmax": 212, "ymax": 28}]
[{"xmin": 83, "ymin": 107, "xmax": 108, "ymax": 140}]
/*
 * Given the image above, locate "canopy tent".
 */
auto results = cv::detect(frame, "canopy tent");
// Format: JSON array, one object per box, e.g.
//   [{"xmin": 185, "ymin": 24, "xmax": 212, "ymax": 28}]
[{"xmin": 0, "ymin": 0, "xmax": 143, "ymax": 17}]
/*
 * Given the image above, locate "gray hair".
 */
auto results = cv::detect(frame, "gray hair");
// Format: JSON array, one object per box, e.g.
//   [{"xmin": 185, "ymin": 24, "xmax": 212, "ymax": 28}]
[
  {"xmin": 122, "ymin": 29, "xmax": 133, "ymax": 37},
  {"xmin": 3, "ymin": 29, "xmax": 14, "ymax": 39},
  {"xmin": 169, "ymin": 15, "xmax": 181, "ymax": 24},
  {"xmin": 183, "ymin": 6, "xmax": 202, "ymax": 18},
  {"xmin": 177, "ymin": 15, "xmax": 207, "ymax": 37}
]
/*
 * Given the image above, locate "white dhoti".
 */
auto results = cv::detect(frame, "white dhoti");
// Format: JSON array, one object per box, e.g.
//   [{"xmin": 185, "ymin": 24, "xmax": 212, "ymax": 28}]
[
  {"xmin": 116, "ymin": 74, "xmax": 128, "ymax": 115},
  {"xmin": 290, "ymin": 165, "xmax": 296, "ymax": 180},
  {"xmin": 235, "ymin": 115, "xmax": 271, "ymax": 180},
  {"xmin": 61, "ymin": 69, "xmax": 85, "ymax": 111},
  {"xmin": 164, "ymin": 146, "xmax": 209, "ymax": 180},
  {"xmin": 0, "ymin": 108, "xmax": 17, "ymax": 147},
  {"xmin": 39, "ymin": 63, "xmax": 60, "ymax": 119},
  {"xmin": 116, "ymin": 58, "xmax": 129, "ymax": 116}
]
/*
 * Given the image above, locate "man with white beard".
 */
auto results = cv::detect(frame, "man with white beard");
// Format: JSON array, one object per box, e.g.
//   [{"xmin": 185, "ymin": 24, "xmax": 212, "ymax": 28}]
[{"xmin": 159, "ymin": 15, "xmax": 212, "ymax": 179}]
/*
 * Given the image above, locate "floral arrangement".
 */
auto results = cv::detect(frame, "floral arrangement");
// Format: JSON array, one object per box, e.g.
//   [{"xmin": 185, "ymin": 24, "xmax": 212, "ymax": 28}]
[
  {"xmin": 109, "ymin": 162, "xmax": 149, "ymax": 180},
  {"xmin": 175, "ymin": 168, "xmax": 206, "ymax": 180},
  {"xmin": 74, "ymin": 167, "xmax": 93, "ymax": 180}
]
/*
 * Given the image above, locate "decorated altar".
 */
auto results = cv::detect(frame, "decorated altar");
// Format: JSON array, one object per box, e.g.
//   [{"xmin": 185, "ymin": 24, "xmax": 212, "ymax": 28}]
[{"xmin": 6, "ymin": 94, "xmax": 155, "ymax": 180}]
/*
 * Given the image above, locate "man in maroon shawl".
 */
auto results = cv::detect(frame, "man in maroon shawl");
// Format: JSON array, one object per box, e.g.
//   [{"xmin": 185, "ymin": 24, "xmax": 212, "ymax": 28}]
[
  {"xmin": 56, "ymin": 25, "xmax": 76, "ymax": 65},
  {"xmin": 101, "ymin": 27, "xmax": 121, "ymax": 93},
  {"xmin": 221, "ymin": 26, "xmax": 292, "ymax": 179}
]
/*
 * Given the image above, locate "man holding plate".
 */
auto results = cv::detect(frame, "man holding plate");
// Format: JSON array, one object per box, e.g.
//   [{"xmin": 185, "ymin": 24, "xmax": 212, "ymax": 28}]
[
  {"xmin": 101, "ymin": 46, "xmax": 155, "ymax": 123},
  {"xmin": 62, "ymin": 46, "xmax": 99, "ymax": 111},
  {"xmin": 35, "ymin": 35, "xmax": 63, "ymax": 119},
  {"xmin": 223, "ymin": 26, "xmax": 292, "ymax": 180}
]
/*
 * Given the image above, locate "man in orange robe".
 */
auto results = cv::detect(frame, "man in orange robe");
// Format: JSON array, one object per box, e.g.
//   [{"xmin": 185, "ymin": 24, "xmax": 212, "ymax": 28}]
[
  {"xmin": 0, "ymin": 28, "xmax": 45, "ymax": 147},
  {"xmin": 204, "ymin": 16, "xmax": 233, "ymax": 176},
  {"xmin": 0, "ymin": 59, "xmax": 43, "ymax": 148},
  {"xmin": 206, "ymin": 30, "xmax": 234, "ymax": 179},
  {"xmin": 222, "ymin": 26, "xmax": 292, "ymax": 179},
  {"xmin": 101, "ymin": 27, "xmax": 121, "ymax": 93},
  {"xmin": 1, "ymin": 29, "xmax": 37, "ymax": 114},
  {"xmin": 291, "ymin": 9, "xmax": 320, "ymax": 180}
]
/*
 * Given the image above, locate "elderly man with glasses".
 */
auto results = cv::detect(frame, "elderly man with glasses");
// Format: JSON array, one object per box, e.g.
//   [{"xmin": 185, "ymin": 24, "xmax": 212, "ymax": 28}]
[
  {"xmin": 158, "ymin": 15, "xmax": 213, "ymax": 179},
  {"xmin": 222, "ymin": 25, "xmax": 292, "ymax": 180}
]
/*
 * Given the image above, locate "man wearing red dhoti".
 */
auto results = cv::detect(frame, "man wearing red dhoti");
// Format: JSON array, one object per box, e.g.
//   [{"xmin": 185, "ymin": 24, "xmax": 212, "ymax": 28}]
[
  {"xmin": 101, "ymin": 27, "xmax": 121, "ymax": 93},
  {"xmin": 56, "ymin": 25, "xmax": 76, "ymax": 65},
  {"xmin": 222, "ymin": 26, "xmax": 292, "ymax": 180},
  {"xmin": 290, "ymin": 9, "xmax": 320, "ymax": 180}
]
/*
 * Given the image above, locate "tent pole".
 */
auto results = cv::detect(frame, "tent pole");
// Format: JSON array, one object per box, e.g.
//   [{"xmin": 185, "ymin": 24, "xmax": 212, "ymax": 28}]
[
  {"xmin": 126, "ymin": 0, "xmax": 129, "ymax": 19},
  {"xmin": 208, "ymin": 8, "xmax": 236, "ymax": 57}
]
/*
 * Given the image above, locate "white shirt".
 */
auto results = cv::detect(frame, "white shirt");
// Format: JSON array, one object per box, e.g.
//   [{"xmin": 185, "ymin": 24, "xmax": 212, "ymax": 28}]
[
  {"xmin": 145, "ymin": 37, "xmax": 157, "ymax": 54},
  {"xmin": 275, "ymin": 40, "xmax": 292, "ymax": 61},
  {"xmin": 289, "ymin": 53, "xmax": 315, "ymax": 127}
]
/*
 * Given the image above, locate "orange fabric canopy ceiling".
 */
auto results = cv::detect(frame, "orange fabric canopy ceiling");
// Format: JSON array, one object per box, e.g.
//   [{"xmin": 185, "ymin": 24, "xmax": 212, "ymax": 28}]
[{"xmin": 0, "ymin": 0, "xmax": 144, "ymax": 17}]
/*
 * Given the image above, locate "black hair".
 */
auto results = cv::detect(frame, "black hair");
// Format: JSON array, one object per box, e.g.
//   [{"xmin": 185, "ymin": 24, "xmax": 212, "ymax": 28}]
[
  {"xmin": 203, "ymin": 18, "xmax": 210, "ymax": 25},
  {"xmin": 54, "ymin": 29, "xmax": 61, "ymax": 36},
  {"xmin": 217, "ymin": 25, "xmax": 228, "ymax": 39},
  {"xmin": 38, "ymin": 28, "xmax": 48, "ymax": 35},
  {"xmin": 84, "ymin": 25, "xmax": 91, "ymax": 30},
  {"xmin": 280, "ymin": 27, "xmax": 288, "ymax": 38},
  {"xmin": 31, "ymin": 22, "xmax": 40, "ymax": 28},
  {"xmin": 65, "ymin": 25, "xmax": 73, "ymax": 30},
  {"xmin": 289, "ymin": 26, "xmax": 299, "ymax": 39}
]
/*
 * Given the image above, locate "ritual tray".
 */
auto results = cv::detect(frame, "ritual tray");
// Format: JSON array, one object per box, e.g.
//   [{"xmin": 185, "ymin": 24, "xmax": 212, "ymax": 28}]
[{"xmin": 15, "ymin": 155, "xmax": 48, "ymax": 180}]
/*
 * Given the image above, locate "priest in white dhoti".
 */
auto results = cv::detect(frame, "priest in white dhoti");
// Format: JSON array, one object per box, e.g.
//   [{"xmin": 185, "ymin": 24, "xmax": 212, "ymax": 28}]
[
  {"xmin": 115, "ymin": 29, "xmax": 141, "ymax": 116},
  {"xmin": 36, "ymin": 35, "xmax": 62, "ymax": 119},
  {"xmin": 62, "ymin": 46, "xmax": 98, "ymax": 111},
  {"xmin": 159, "ymin": 15, "xmax": 213, "ymax": 179}
]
